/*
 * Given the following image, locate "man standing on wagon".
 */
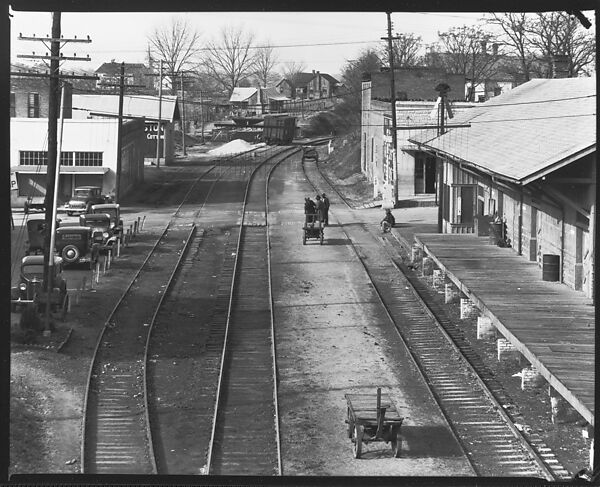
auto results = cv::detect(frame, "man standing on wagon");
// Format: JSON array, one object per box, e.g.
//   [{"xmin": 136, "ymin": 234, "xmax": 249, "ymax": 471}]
[{"xmin": 321, "ymin": 193, "xmax": 330, "ymax": 226}]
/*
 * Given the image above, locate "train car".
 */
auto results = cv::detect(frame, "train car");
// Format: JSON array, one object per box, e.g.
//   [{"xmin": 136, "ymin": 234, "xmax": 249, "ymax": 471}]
[{"xmin": 262, "ymin": 115, "xmax": 296, "ymax": 145}]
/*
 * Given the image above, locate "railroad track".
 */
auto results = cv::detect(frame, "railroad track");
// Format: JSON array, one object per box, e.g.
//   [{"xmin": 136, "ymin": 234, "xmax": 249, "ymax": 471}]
[
  {"xmin": 302, "ymin": 157, "xmax": 565, "ymax": 479},
  {"xmin": 206, "ymin": 148, "xmax": 298, "ymax": 475},
  {"xmin": 80, "ymin": 154, "xmax": 273, "ymax": 474}
]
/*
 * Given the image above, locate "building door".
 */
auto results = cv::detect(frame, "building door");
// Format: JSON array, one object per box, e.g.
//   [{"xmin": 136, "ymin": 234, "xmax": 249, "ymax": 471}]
[
  {"xmin": 424, "ymin": 157, "xmax": 436, "ymax": 193},
  {"xmin": 459, "ymin": 186, "xmax": 475, "ymax": 225}
]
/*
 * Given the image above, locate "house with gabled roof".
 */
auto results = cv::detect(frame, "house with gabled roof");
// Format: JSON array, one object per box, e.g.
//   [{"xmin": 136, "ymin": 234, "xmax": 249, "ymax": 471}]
[
  {"xmin": 276, "ymin": 71, "xmax": 339, "ymax": 100},
  {"xmin": 95, "ymin": 61, "xmax": 153, "ymax": 91},
  {"xmin": 409, "ymin": 77, "xmax": 596, "ymax": 297}
]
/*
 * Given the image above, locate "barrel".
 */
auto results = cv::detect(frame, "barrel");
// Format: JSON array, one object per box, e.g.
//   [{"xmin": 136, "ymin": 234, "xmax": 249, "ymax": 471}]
[{"xmin": 542, "ymin": 254, "xmax": 560, "ymax": 282}]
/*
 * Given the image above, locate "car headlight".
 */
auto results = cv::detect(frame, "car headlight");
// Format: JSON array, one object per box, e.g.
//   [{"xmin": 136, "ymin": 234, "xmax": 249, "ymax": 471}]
[
  {"xmin": 19, "ymin": 283, "xmax": 27, "ymax": 291},
  {"xmin": 103, "ymin": 232, "xmax": 109, "ymax": 238}
]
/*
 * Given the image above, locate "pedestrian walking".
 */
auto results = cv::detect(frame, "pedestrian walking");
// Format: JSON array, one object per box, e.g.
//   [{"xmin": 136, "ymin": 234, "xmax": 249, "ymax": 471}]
[{"xmin": 321, "ymin": 193, "xmax": 330, "ymax": 226}]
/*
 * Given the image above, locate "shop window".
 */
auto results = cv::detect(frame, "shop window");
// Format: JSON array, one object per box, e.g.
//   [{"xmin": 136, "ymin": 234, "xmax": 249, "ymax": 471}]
[{"xmin": 28, "ymin": 92, "xmax": 40, "ymax": 118}]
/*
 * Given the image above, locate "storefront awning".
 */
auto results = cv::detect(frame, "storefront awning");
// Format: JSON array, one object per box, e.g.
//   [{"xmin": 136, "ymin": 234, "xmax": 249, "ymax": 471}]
[{"xmin": 13, "ymin": 166, "xmax": 109, "ymax": 175}]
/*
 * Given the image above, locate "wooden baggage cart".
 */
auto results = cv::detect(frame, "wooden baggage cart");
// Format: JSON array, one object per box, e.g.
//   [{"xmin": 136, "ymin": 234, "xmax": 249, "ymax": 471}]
[
  {"xmin": 345, "ymin": 388, "xmax": 404, "ymax": 459},
  {"xmin": 302, "ymin": 213, "xmax": 324, "ymax": 245}
]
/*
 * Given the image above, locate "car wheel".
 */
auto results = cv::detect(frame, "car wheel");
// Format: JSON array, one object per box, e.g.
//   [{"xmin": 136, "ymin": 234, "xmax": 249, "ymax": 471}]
[{"xmin": 61, "ymin": 245, "xmax": 80, "ymax": 264}]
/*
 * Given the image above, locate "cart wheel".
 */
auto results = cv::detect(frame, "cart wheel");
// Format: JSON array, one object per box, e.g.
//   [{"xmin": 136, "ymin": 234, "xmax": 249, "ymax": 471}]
[
  {"xmin": 391, "ymin": 427, "xmax": 402, "ymax": 458},
  {"xmin": 347, "ymin": 408, "xmax": 354, "ymax": 438},
  {"xmin": 352, "ymin": 424, "xmax": 364, "ymax": 459}
]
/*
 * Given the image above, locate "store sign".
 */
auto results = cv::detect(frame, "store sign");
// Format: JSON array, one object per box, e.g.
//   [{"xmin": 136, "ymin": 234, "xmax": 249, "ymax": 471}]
[
  {"xmin": 145, "ymin": 122, "xmax": 165, "ymax": 140},
  {"xmin": 10, "ymin": 172, "xmax": 18, "ymax": 191}
]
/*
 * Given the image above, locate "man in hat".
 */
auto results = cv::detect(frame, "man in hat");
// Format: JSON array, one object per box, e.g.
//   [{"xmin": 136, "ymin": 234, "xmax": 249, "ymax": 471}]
[{"xmin": 321, "ymin": 193, "xmax": 330, "ymax": 226}]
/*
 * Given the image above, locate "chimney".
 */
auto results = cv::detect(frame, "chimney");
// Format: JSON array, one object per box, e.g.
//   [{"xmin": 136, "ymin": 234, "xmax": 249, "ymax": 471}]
[{"xmin": 551, "ymin": 54, "xmax": 570, "ymax": 78}]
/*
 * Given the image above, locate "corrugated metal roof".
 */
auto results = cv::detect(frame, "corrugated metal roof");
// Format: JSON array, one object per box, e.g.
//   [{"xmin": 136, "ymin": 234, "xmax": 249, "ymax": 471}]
[
  {"xmin": 230, "ymin": 87, "xmax": 258, "ymax": 102},
  {"xmin": 72, "ymin": 94, "xmax": 180, "ymax": 122},
  {"xmin": 409, "ymin": 77, "xmax": 596, "ymax": 184}
]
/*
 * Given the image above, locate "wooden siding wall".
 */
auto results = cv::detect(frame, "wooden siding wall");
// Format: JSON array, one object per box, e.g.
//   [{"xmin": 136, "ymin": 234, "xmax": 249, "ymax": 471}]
[
  {"xmin": 445, "ymin": 162, "xmax": 478, "ymax": 234},
  {"xmin": 443, "ymin": 160, "xmax": 593, "ymax": 295}
]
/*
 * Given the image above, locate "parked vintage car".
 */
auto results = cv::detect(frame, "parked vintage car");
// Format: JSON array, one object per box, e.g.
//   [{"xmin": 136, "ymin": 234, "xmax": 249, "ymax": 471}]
[
  {"xmin": 10, "ymin": 255, "xmax": 69, "ymax": 319},
  {"xmin": 65, "ymin": 186, "xmax": 110, "ymax": 216},
  {"xmin": 55, "ymin": 225, "xmax": 99, "ymax": 268},
  {"xmin": 80, "ymin": 213, "xmax": 118, "ymax": 252},
  {"xmin": 24, "ymin": 214, "xmax": 62, "ymax": 255},
  {"xmin": 90, "ymin": 203, "xmax": 123, "ymax": 237}
]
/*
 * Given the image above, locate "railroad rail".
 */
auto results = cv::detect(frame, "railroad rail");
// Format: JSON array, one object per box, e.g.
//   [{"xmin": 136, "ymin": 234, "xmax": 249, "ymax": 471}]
[
  {"xmin": 80, "ymin": 154, "xmax": 271, "ymax": 474},
  {"xmin": 206, "ymin": 147, "xmax": 299, "ymax": 475},
  {"xmin": 302, "ymin": 157, "xmax": 564, "ymax": 479}
]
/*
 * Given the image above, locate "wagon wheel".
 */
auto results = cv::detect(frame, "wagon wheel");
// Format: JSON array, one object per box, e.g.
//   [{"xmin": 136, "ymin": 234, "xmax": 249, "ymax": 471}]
[
  {"xmin": 346, "ymin": 408, "xmax": 354, "ymax": 438},
  {"xmin": 352, "ymin": 424, "xmax": 364, "ymax": 459},
  {"xmin": 391, "ymin": 426, "xmax": 402, "ymax": 458}
]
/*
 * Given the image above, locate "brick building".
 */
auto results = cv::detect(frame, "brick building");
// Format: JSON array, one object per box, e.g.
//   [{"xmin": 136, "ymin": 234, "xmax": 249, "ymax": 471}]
[{"xmin": 361, "ymin": 67, "xmax": 469, "ymax": 204}]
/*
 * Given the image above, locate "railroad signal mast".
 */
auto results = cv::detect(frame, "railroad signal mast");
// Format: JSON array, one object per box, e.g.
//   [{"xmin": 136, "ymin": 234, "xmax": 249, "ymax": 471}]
[{"xmin": 16, "ymin": 12, "xmax": 94, "ymax": 334}]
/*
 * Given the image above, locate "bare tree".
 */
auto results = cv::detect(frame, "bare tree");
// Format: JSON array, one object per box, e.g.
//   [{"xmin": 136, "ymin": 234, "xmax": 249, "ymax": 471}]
[
  {"xmin": 147, "ymin": 17, "xmax": 202, "ymax": 93},
  {"xmin": 202, "ymin": 25, "xmax": 257, "ymax": 96},
  {"xmin": 488, "ymin": 13, "xmax": 535, "ymax": 82},
  {"xmin": 254, "ymin": 42, "xmax": 279, "ymax": 86},
  {"xmin": 280, "ymin": 61, "xmax": 307, "ymax": 86},
  {"xmin": 380, "ymin": 33, "xmax": 422, "ymax": 67},
  {"xmin": 341, "ymin": 48, "xmax": 383, "ymax": 109},
  {"xmin": 525, "ymin": 12, "xmax": 595, "ymax": 77},
  {"xmin": 488, "ymin": 12, "xmax": 595, "ymax": 79}
]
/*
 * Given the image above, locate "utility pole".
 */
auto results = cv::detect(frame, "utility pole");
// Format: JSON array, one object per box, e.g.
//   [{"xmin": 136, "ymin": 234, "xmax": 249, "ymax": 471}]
[
  {"xmin": 199, "ymin": 89, "xmax": 205, "ymax": 144},
  {"xmin": 116, "ymin": 63, "xmax": 125, "ymax": 203},
  {"xmin": 96, "ymin": 65, "xmax": 144, "ymax": 203},
  {"xmin": 383, "ymin": 12, "xmax": 400, "ymax": 207},
  {"xmin": 435, "ymin": 83, "xmax": 451, "ymax": 233},
  {"xmin": 180, "ymin": 72, "xmax": 186, "ymax": 156},
  {"xmin": 17, "ymin": 14, "xmax": 93, "ymax": 302},
  {"xmin": 156, "ymin": 59, "xmax": 163, "ymax": 168}
]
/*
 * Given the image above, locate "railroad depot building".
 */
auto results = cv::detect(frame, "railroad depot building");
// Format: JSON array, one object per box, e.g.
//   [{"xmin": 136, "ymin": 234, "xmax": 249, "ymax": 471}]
[
  {"xmin": 410, "ymin": 77, "xmax": 596, "ymax": 298},
  {"xmin": 72, "ymin": 94, "xmax": 180, "ymax": 165},
  {"xmin": 361, "ymin": 67, "xmax": 469, "ymax": 204},
  {"xmin": 10, "ymin": 85, "xmax": 146, "ymax": 208}
]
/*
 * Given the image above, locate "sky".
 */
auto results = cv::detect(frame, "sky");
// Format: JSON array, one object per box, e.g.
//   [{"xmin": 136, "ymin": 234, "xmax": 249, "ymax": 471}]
[{"xmin": 8, "ymin": 9, "xmax": 596, "ymax": 79}]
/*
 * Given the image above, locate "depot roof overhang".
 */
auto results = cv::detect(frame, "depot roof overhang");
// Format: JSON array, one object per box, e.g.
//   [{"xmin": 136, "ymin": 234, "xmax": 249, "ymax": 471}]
[
  {"xmin": 410, "ymin": 140, "xmax": 596, "ymax": 187},
  {"xmin": 13, "ymin": 166, "xmax": 109, "ymax": 175}
]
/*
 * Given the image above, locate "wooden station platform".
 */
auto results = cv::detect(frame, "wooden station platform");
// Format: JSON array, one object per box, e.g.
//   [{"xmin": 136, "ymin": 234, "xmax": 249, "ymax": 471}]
[{"xmin": 414, "ymin": 233, "xmax": 595, "ymax": 426}]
